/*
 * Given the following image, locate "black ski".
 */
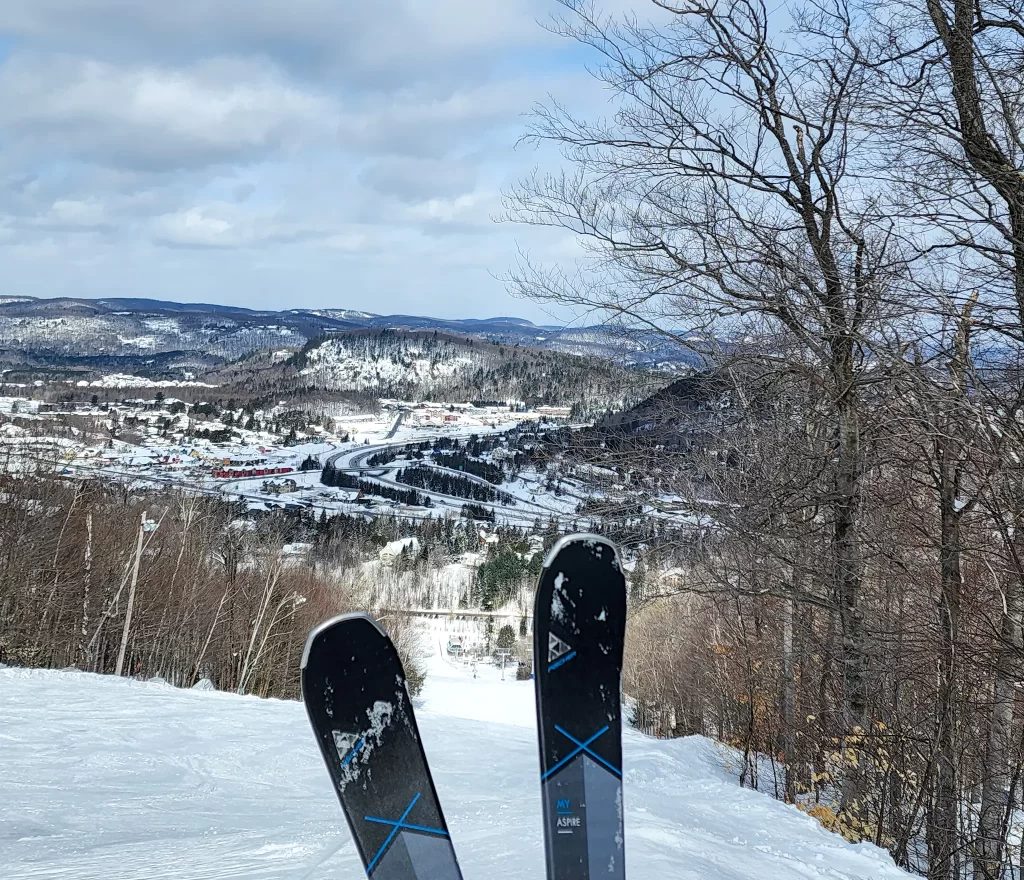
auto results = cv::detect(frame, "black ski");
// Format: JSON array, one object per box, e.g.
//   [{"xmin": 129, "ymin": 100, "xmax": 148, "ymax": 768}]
[
  {"xmin": 533, "ymin": 534, "xmax": 627, "ymax": 880},
  {"xmin": 301, "ymin": 612, "xmax": 463, "ymax": 880}
]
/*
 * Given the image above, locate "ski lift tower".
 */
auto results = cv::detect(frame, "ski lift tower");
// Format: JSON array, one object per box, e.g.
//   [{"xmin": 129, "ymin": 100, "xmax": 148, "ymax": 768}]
[{"xmin": 495, "ymin": 650, "xmax": 511, "ymax": 681}]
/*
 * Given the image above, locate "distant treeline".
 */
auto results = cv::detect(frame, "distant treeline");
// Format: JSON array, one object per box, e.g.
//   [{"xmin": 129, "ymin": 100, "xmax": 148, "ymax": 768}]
[
  {"xmin": 461, "ymin": 503, "xmax": 494, "ymax": 522},
  {"xmin": 398, "ymin": 466, "xmax": 513, "ymax": 505},
  {"xmin": 366, "ymin": 441, "xmax": 430, "ymax": 467},
  {"xmin": 433, "ymin": 452, "xmax": 506, "ymax": 485},
  {"xmin": 320, "ymin": 463, "xmax": 431, "ymax": 508}
]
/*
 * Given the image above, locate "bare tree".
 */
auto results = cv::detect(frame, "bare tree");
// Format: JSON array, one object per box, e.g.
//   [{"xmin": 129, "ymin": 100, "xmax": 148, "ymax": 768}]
[
  {"xmin": 863, "ymin": 3, "xmax": 1024, "ymax": 876},
  {"xmin": 504, "ymin": 0, "xmax": 902, "ymax": 819}
]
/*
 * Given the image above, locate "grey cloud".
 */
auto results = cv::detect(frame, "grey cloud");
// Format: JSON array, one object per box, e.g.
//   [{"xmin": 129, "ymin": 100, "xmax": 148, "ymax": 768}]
[
  {"xmin": 0, "ymin": 55, "xmax": 337, "ymax": 172},
  {"xmin": 358, "ymin": 157, "xmax": 478, "ymax": 202},
  {"xmin": 0, "ymin": 0, "xmax": 554, "ymax": 84},
  {"xmin": 336, "ymin": 79, "xmax": 545, "ymax": 159}
]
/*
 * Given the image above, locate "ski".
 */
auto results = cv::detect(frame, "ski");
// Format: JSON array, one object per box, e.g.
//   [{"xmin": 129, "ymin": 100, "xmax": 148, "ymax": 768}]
[
  {"xmin": 533, "ymin": 534, "xmax": 627, "ymax": 880},
  {"xmin": 301, "ymin": 612, "xmax": 463, "ymax": 880}
]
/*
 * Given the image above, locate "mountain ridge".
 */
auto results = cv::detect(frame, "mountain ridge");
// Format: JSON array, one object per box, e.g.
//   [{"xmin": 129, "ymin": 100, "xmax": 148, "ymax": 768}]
[
  {"xmin": 0, "ymin": 295, "xmax": 556, "ymax": 329},
  {"xmin": 0, "ymin": 295, "xmax": 700, "ymax": 370}
]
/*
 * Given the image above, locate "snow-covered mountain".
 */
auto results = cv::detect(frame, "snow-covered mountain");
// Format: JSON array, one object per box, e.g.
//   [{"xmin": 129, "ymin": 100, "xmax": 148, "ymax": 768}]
[
  {"xmin": 0, "ymin": 296, "xmax": 700, "ymax": 371},
  {"xmin": 1, "ymin": 658, "xmax": 910, "ymax": 880},
  {"xmin": 299, "ymin": 334, "xmax": 475, "ymax": 395},
  {"xmin": 286, "ymin": 331, "xmax": 653, "ymax": 409}
]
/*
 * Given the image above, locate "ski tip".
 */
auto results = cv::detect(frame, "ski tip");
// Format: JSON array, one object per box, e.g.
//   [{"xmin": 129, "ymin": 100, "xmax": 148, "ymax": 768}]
[
  {"xmin": 542, "ymin": 533, "xmax": 622, "ymax": 572},
  {"xmin": 300, "ymin": 611, "xmax": 387, "ymax": 670}
]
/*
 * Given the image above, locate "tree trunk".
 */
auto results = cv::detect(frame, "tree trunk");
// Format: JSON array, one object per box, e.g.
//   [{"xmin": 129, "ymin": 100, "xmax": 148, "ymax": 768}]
[
  {"xmin": 781, "ymin": 594, "xmax": 797, "ymax": 803},
  {"xmin": 835, "ymin": 374, "xmax": 868, "ymax": 817},
  {"xmin": 925, "ymin": 0, "xmax": 1024, "ymax": 330},
  {"xmin": 77, "ymin": 511, "xmax": 92, "ymax": 668},
  {"xmin": 974, "ymin": 531, "xmax": 1024, "ymax": 880},
  {"xmin": 115, "ymin": 512, "xmax": 147, "ymax": 678},
  {"xmin": 929, "ymin": 453, "xmax": 962, "ymax": 880}
]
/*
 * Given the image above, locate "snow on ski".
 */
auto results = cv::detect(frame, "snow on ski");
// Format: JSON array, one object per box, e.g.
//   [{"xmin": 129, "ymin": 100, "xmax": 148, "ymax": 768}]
[
  {"xmin": 301, "ymin": 612, "xmax": 463, "ymax": 880},
  {"xmin": 533, "ymin": 534, "xmax": 627, "ymax": 880}
]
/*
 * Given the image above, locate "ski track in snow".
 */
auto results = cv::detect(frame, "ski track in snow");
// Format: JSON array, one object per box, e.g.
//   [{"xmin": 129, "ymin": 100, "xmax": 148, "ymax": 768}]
[{"xmin": 0, "ymin": 660, "xmax": 910, "ymax": 880}]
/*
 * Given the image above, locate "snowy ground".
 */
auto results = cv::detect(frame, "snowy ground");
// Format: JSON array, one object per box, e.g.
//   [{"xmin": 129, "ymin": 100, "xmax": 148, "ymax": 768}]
[{"xmin": 1, "ymin": 653, "xmax": 911, "ymax": 880}]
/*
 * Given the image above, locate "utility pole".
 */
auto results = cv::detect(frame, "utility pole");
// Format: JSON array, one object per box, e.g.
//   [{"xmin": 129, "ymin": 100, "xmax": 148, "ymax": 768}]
[{"xmin": 115, "ymin": 511, "xmax": 157, "ymax": 677}]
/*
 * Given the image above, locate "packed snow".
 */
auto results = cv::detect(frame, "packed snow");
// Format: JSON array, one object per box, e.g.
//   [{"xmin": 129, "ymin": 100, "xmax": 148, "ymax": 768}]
[{"xmin": 1, "ymin": 650, "xmax": 911, "ymax": 879}]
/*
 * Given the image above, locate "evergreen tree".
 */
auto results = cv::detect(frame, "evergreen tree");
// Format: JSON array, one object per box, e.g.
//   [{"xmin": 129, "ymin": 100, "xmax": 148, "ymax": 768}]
[{"xmin": 495, "ymin": 625, "xmax": 516, "ymax": 656}]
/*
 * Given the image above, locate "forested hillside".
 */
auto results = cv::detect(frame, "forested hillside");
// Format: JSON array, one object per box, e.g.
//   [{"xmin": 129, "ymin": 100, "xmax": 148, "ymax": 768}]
[{"xmin": 286, "ymin": 330, "xmax": 657, "ymax": 416}]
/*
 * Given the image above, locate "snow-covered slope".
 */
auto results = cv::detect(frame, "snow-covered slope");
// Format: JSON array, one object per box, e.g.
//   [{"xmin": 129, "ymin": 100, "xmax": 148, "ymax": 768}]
[
  {"xmin": 300, "ymin": 335, "xmax": 474, "ymax": 394},
  {"xmin": 0, "ymin": 658, "xmax": 910, "ymax": 880}
]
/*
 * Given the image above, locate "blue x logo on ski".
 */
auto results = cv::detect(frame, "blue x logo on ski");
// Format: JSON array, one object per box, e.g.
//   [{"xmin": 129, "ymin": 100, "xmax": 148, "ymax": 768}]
[
  {"xmin": 541, "ymin": 724, "xmax": 622, "ymax": 780},
  {"xmin": 364, "ymin": 792, "xmax": 451, "ymax": 872}
]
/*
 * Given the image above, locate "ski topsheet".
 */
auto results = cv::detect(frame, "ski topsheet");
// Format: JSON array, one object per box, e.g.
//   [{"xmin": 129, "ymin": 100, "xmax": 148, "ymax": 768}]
[
  {"xmin": 534, "ymin": 534, "xmax": 627, "ymax": 880},
  {"xmin": 301, "ymin": 613, "xmax": 463, "ymax": 880}
]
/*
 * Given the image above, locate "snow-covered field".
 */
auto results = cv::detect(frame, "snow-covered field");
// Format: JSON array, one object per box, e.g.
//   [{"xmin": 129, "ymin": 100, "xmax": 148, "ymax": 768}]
[{"xmin": 1, "ymin": 652, "xmax": 910, "ymax": 879}]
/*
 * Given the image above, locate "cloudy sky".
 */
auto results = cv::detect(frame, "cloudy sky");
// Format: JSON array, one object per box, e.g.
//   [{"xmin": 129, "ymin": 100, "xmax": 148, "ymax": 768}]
[{"xmin": 0, "ymin": 1, "xmax": 622, "ymax": 323}]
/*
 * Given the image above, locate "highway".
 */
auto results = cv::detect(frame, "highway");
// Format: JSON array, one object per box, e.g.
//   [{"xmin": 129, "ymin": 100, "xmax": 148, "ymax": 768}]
[
  {"xmin": 49, "ymin": 425, "xmax": 578, "ymax": 528},
  {"xmin": 322, "ymin": 436, "xmax": 565, "ymax": 524}
]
